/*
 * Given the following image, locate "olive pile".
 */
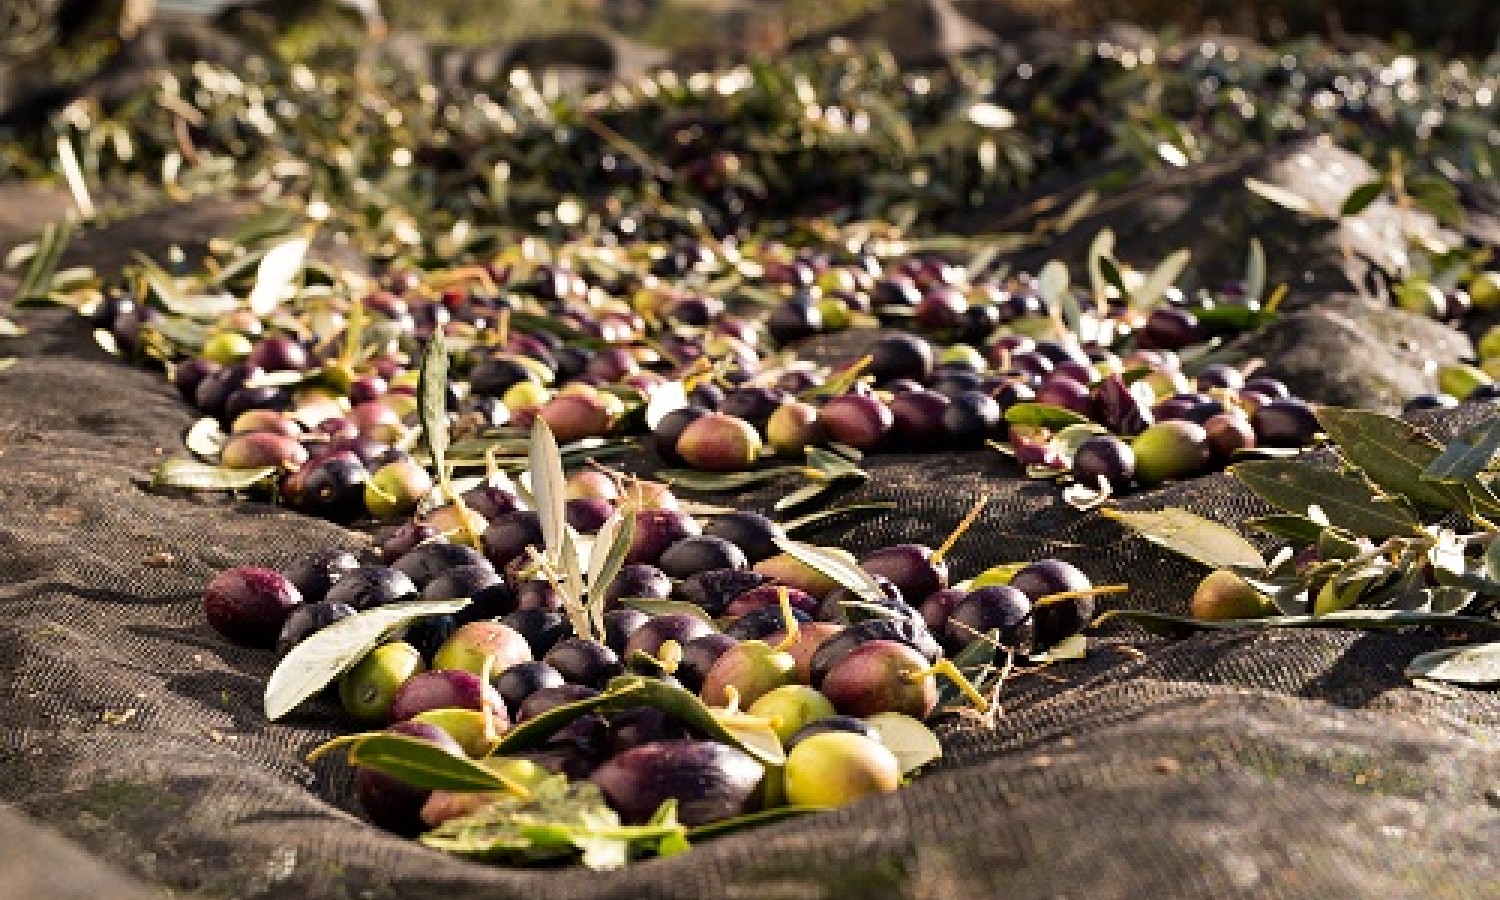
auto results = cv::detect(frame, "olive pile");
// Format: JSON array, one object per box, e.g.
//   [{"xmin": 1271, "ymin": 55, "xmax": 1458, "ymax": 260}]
[{"xmin": 204, "ymin": 480, "xmax": 1102, "ymax": 837}]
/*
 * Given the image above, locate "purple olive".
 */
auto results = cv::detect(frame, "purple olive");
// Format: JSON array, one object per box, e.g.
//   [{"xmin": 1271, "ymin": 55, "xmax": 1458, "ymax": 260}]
[
  {"xmin": 565, "ymin": 497, "xmax": 615, "ymax": 534},
  {"xmin": 626, "ymin": 509, "xmax": 702, "ymax": 566},
  {"xmin": 786, "ymin": 714, "xmax": 878, "ymax": 750},
  {"xmin": 1072, "ymin": 434, "xmax": 1136, "ymax": 492},
  {"xmin": 518, "ymin": 684, "xmax": 599, "ymax": 721},
  {"xmin": 605, "ymin": 563, "xmax": 673, "ymax": 606},
  {"xmin": 281, "ymin": 549, "xmax": 361, "ymax": 603},
  {"xmin": 393, "ymin": 541, "xmax": 491, "ymax": 588},
  {"xmin": 497, "ymin": 661, "xmax": 565, "ymax": 714},
  {"xmin": 919, "ymin": 588, "xmax": 966, "ymax": 637},
  {"xmin": 860, "ymin": 544, "xmax": 947, "ymax": 605},
  {"xmin": 356, "ymin": 721, "xmax": 465, "ymax": 836},
  {"xmin": 819, "ymin": 394, "xmax": 893, "ymax": 450},
  {"xmin": 702, "ymin": 512, "xmax": 785, "ymax": 564},
  {"xmin": 820, "ymin": 640, "xmax": 937, "ymax": 719},
  {"xmin": 481, "ymin": 511, "xmax": 545, "ymax": 570},
  {"xmin": 1252, "ymin": 398, "xmax": 1319, "ymax": 447},
  {"xmin": 673, "ymin": 569, "xmax": 772, "ymax": 616},
  {"xmin": 1009, "ymin": 559, "xmax": 1094, "ymax": 649},
  {"xmin": 658, "ymin": 536, "xmax": 747, "ymax": 579},
  {"xmin": 1204, "ymin": 412, "xmax": 1256, "ymax": 461},
  {"xmin": 544, "ymin": 638, "xmax": 623, "ymax": 688},
  {"xmin": 275, "ymin": 600, "xmax": 355, "ymax": 658},
  {"xmin": 890, "ymin": 389, "xmax": 950, "ymax": 445},
  {"xmin": 677, "ymin": 634, "xmax": 739, "ymax": 693},
  {"xmin": 500, "ymin": 609, "xmax": 569, "ymax": 657},
  {"xmin": 325, "ymin": 566, "xmax": 418, "ymax": 611},
  {"xmin": 602, "ymin": 608, "xmax": 651, "ymax": 654},
  {"xmin": 203, "ymin": 566, "xmax": 303, "ymax": 648},
  {"xmin": 723, "ymin": 585, "xmax": 820, "ymax": 620},
  {"xmin": 946, "ymin": 586, "xmax": 1033, "ymax": 651},
  {"xmin": 591, "ymin": 740, "xmax": 763, "ymax": 826},
  {"xmin": 808, "ymin": 617, "xmax": 941, "ymax": 687},
  {"xmin": 607, "ymin": 707, "xmax": 687, "ymax": 756},
  {"xmin": 622, "ymin": 614, "xmax": 714, "ymax": 659},
  {"xmin": 388, "ymin": 669, "xmax": 509, "ymax": 726}
]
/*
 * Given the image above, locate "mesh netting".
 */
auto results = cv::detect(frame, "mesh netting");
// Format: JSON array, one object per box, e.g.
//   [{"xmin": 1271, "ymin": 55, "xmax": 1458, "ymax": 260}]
[{"xmin": 0, "ymin": 300, "xmax": 1496, "ymax": 899}]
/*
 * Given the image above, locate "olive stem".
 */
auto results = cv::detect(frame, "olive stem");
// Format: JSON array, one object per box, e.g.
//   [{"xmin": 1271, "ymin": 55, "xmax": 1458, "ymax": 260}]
[
  {"xmin": 655, "ymin": 639, "xmax": 683, "ymax": 675},
  {"xmin": 772, "ymin": 587, "xmax": 801, "ymax": 652},
  {"xmin": 1034, "ymin": 584, "xmax": 1129, "ymax": 607},
  {"xmin": 905, "ymin": 657, "xmax": 990, "ymax": 713},
  {"xmin": 823, "ymin": 354, "xmax": 874, "ymax": 397},
  {"xmin": 479, "ymin": 655, "xmax": 500, "ymax": 744},
  {"xmin": 931, "ymin": 494, "xmax": 990, "ymax": 565}
]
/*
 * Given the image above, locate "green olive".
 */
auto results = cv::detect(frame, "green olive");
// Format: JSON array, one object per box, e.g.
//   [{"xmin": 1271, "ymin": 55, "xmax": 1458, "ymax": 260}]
[
  {"xmin": 784, "ymin": 732, "xmax": 901, "ymax": 808},
  {"xmin": 339, "ymin": 641, "xmax": 424, "ymax": 723}
]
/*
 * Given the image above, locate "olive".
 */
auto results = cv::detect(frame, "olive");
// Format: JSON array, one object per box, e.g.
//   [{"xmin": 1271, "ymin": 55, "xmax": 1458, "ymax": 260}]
[
  {"xmin": 203, "ymin": 566, "xmax": 304, "ymax": 648},
  {"xmin": 496, "ymin": 661, "xmax": 566, "ymax": 714},
  {"xmin": 671, "ymin": 569, "xmax": 768, "ymax": 617},
  {"xmin": 1072, "ymin": 434, "xmax": 1135, "ymax": 492},
  {"xmin": 1244, "ymin": 376, "xmax": 1290, "ymax": 400},
  {"xmin": 455, "ymin": 582, "xmax": 520, "ymax": 624},
  {"xmin": 675, "ymin": 633, "xmax": 738, "ymax": 694},
  {"xmin": 918, "ymin": 588, "xmax": 966, "ymax": 637},
  {"xmin": 722, "ymin": 605, "xmax": 813, "ymax": 642},
  {"xmin": 591, "ymin": 740, "xmax": 764, "ymax": 826},
  {"xmin": 819, "ymin": 394, "xmax": 893, "ymax": 450},
  {"xmin": 294, "ymin": 453, "xmax": 370, "ymax": 523},
  {"xmin": 1010, "ymin": 559, "xmax": 1094, "ymax": 648},
  {"xmin": 1143, "ymin": 307, "xmax": 1203, "ymax": 350},
  {"xmin": 942, "ymin": 389, "xmax": 1002, "ymax": 446},
  {"xmin": 859, "ymin": 544, "xmax": 947, "ymax": 606},
  {"xmin": 1131, "ymin": 421, "xmax": 1212, "ymax": 485},
  {"xmin": 607, "ymin": 707, "xmax": 686, "ymax": 756},
  {"xmin": 1196, "ymin": 364, "xmax": 1245, "ymax": 391},
  {"xmin": 658, "ymin": 536, "xmax": 748, "ymax": 579},
  {"xmin": 915, "ymin": 288, "xmax": 967, "ymax": 332},
  {"xmin": 481, "ymin": 511, "xmax": 545, "ymax": 570},
  {"xmin": 564, "ymin": 498, "xmax": 615, "ymax": 535},
  {"xmin": 246, "ymin": 336, "xmax": 309, "ymax": 373},
  {"xmin": 767, "ymin": 300, "xmax": 823, "ymax": 345},
  {"xmin": 602, "ymin": 608, "xmax": 651, "ymax": 654},
  {"xmin": 1035, "ymin": 375, "xmax": 1094, "ymax": 416},
  {"xmin": 618, "ymin": 612, "xmax": 711, "ymax": 658},
  {"xmin": 518, "ymin": 684, "xmax": 600, "ymax": 721},
  {"xmin": 500, "ymin": 609, "xmax": 570, "ymax": 657},
  {"xmin": 1252, "ymin": 398, "xmax": 1320, "ymax": 447},
  {"xmin": 469, "ymin": 356, "xmax": 541, "ymax": 398},
  {"xmin": 403, "ymin": 614, "xmax": 459, "ymax": 665},
  {"xmin": 746, "ymin": 684, "xmax": 836, "ymax": 744},
  {"xmin": 653, "ymin": 407, "xmax": 709, "ymax": 465},
  {"xmin": 945, "ymin": 586, "xmax": 1033, "ymax": 651},
  {"xmin": 1191, "ymin": 569, "xmax": 1276, "ymax": 621},
  {"xmin": 281, "ymin": 549, "xmax": 361, "ymax": 603},
  {"xmin": 218, "ymin": 431, "xmax": 306, "ymax": 471},
  {"xmin": 808, "ymin": 617, "xmax": 941, "ymax": 687},
  {"xmin": 725, "ymin": 585, "xmax": 820, "ymax": 620},
  {"xmin": 604, "ymin": 563, "xmax": 673, "ymax": 606},
  {"xmin": 818, "ymin": 576, "xmax": 908, "ymax": 624},
  {"xmin": 379, "ymin": 524, "xmax": 440, "ymax": 564},
  {"xmin": 766, "ymin": 401, "xmax": 825, "ymax": 457},
  {"xmin": 340, "ymin": 642, "xmax": 425, "ymax": 723},
  {"xmin": 720, "ymin": 387, "xmax": 785, "ymax": 432},
  {"xmin": 194, "ymin": 362, "xmax": 260, "ymax": 417},
  {"xmin": 539, "ymin": 392, "xmax": 614, "ymax": 444},
  {"xmin": 275, "ymin": 600, "xmax": 355, "ymax": 658},
  {"xmin": 820, "ymin": 639, "xmax": 936, "ymax": 718},
  {"xmin": 786, "ymin": 714, "xmax": 880, "ymax": 750},
  {"xmin": 544, "ymin": 638, "xmax": 624, "ymax": 689},
  {"xmin": 674, "ymin": 413, "xmax": 762, "ymax": 472},
  {"xmin": 432, "ymin": 620, "xmax": 533, "ymax": 678},
  {"xmin": 356, "ymin": 721, "xmax": 464, "ymax": 836},
  {"xmin": 626, "ymin": 509, "xmax": 702, "ymax": 566},
  {"xmin": 173, "ymin": 357, "xmax": 221, "ymax": 404},
  {"xmin": 784, "ymin": 732, "xmax": 900, "ymax": 808},
  {"xmin": 461, "ymin": 485, "xmax": 524, "ymax": 520},
  {"xmin": 325, "ymin": 566, "xmax": 418, "ymax": 611},
  {"xmin": 1403, "ymin": 393, "xmax": 1459, "ymax": 414},
  {"xmin": 702, "ymin": 511, "xmax": 785, "ymax": 564},
  {"xmin": 700, "ymin": 639, "xmax": 798, "ymax": 707},
  {"xmin": 388, "ymin": 669, "xmax": 509, "ymax": 727},
  {"xmin": 889, "ymin": 389, "xmax": 950, "ymax": 445},
  {"xmin": 365, "ymin": 459, "xmax": 433, "ymax": 519}
]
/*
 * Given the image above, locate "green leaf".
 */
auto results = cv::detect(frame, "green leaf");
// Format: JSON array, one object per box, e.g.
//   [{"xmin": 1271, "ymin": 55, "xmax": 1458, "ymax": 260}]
[
  {"xmin": 184, "ymin": 417, "xmax": 227, "ymax": 459},
  {"xmin": 1422, "ymin": 418, "xmax": 1500, "ymax": 483},
  {"xmin": 1004, "ymin": 403, "xmax": 1093, "ymax": 429},
  {"xmin": 658, "ymin": 467, "xmax": 802, "ymax": 492},
  {"xmin": 246, "ymin": 236, "xmax": 309, "ymax": 315},
  {"xmin": 152, "ymin": 459, "xmax": 278, "ymax": 491},
  {"xmin": 1231, "ymin": 460, "xmax": 1422, "ymax": 538},
  {"xmin": 939, "ymin": 629, "xmax": 1000, "ymax": 705},
  {"xmin": 418, "ymin": 333, "xmax": 450, "ymax": 480},
  {"xmin": 686, "ymin": 807, "xmax": 817, "ymax": 842},
  {"xmin": 1405, "ymin": 642, "xmax": 1500, "ymax": 686},
  {"xmin": 14, "ymin": 220, "xmax": 73, "ymax": 302},
  {"xmin": 1100, "ymin": 508, "xmax": 1266, "ymax": 570},
  {"xmin": 343, "ymin": 733, "xmax": 528, "ymax": 793},
  {"xmin": 774, "ymin": 480, "xmax": 844, "ymax": 512},
  {"xmin": 1087, "ymin": 228, "xmax": 1115, "ymax": 306},
  {"xmin": 491, "ymin": 689, "xmax": 618, "ymax": 756},
  {"xmin": 619, "ymin": 599, "xmax": 715, "ymax": 624},
  {"xmin": 771, "ymin": 535, "xmax": 884, "ymax": 603},
  {"xmin": 1097, "ymin": 255, "xmax": 1130, "ymax": 304},
  {"xmin": 132, "ymin": 253, "xmax": 238, "ymax": 319},
  {"xmin": 587, "ymin": 510, "xmax": 635, "ymax": 608},
  {"xmin": 1244, "ymin": 515, "xmax": 1326, "ymax": 542},
  {"xmin": 529, "ymin": 418, "xmax": 568, "ymax": 567},
  {"xmin": 264, "ymin": 599, "xmax": 470, "ymax": 720},
  {"xmin": 1340, "ymin": 179, "xmax": 1386, "ymax": 217},
  {"xmin": 1316, "ymin": 408, "xmax": 1467, "ymax": 511},
  {"xmin": 780, "ymin": 502, "xmax": 897, "ymax": 533}
]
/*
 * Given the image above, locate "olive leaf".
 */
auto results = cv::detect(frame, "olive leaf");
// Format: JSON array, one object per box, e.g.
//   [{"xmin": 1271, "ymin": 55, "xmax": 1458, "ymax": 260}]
[
  {"xmin": 771, "ymin": 535, "xmax": 884, "ymax": 603},
  {"xmin": 780, "ymin": 502, "xmax": 897, "ymax": 533},
  {"xmin": 318, "ymin": 732, "xmax": 529, "ymax": 794},
  {"xmin": 152, "ymin": 459, "xmax": 278, "ymax": 491},
  {"xmin": 418, "ymin": 332, "xmax": 451, "ymax": 480},
  {"xmin": 1340, "ymin": 179, "xmax": 1386, "ymax": 217},
  {"xmin": 1316, "ymin": 408, "xmax": 1465, "ymax": 512},
  {"xmin": 247, "ymin": 235, "xmax": 310, "ymax": 315},
  {"xmin": 1231, "ymin": 460, "xmax": 1422, "ymax": 538},
  {"xmin": 1097, "ymin": 255, "xmax": 1130, "ymax": 305},
  {"xmin": 1421, "ymin": 418, "xmax": 1500, "ymax": 484},
  {"xmin": 587, "ymin": 510, "xmax": 635, "ymax": 620},
  {"xmin": 620, "ymin": 599, "xmax": 715, "ymax": 624},
  {"xmin": 1245, "ymin": 177, "xmax": 1317, "ymax": 215},
  {"xmin": 1100, "ymin": 508, "xmax": 1266, "ymax": 571},
  {"xmin": 13, "ymin": 220, "xmax": 73, "ymax": 302},
  {"xmin": 685, "ymin": 807, "xmax": 816, "ymax": 841},
  {"xmin": 264, "ymin": 599, "xmax": 470, "ymax": 720},
  {"xmin": 1244, "ymin": 515, "xmax": 1325, "ymax": 542},
  {"xmin": 1404, "ymin": 642, "xmax": 1500, "ymax": 686},
  {"xmin": 644, "ymin": 380, "xmax": 687, "ymax": 429},
  {"xmin": 658, "ymin": 467, "xmax": 804, "ymax": 492},
  {"xmin": 184, "ymin": 417, "xmax": 227, "ymax": 459},
  {"xmin": 1004, "ymin": 403, "xmax": 1093, "ymax": 429},
  {"xmin": 1087, "ymin": 228, "xmax": 1115, "ymax": 306},
  {"xmin": 1132, "ymin": 248, "xmax": 1191, "ymax": 311},
  {"xmin": 529, "ymin": 418, "xmax": 569, "ymax": 568},
  {"xmin": 1244, "ymin": 236, "xmax": 1266, "ymax": 305}
]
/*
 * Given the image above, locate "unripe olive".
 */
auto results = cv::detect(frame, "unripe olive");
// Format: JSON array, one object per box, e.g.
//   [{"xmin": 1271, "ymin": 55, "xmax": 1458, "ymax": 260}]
[{"xmin": 340, "ymin": 642, "xmax": 425, "ymax": 723}]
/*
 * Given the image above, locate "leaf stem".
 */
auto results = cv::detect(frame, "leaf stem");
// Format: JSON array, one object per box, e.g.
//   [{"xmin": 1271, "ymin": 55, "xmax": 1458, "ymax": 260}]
[{"xmin": 932, "ymin": 494, "xmax": 990, "ymax": 565}]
